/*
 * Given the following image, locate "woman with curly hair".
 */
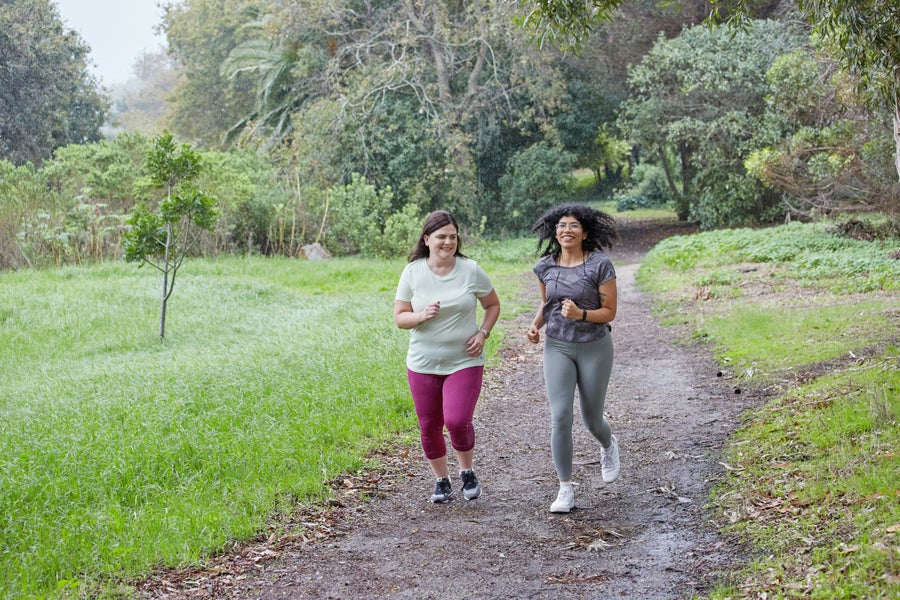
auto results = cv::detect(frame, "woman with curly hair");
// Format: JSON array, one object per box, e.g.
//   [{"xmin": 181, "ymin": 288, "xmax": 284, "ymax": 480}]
[{"xmin": 526, "ymin": 203, "xmax": 620, "ymax": 513}]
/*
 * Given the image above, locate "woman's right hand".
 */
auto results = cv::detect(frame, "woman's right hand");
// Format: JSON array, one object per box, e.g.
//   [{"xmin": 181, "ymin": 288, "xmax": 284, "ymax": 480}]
[
  {"xmin": 526, "ymin": 324, "xmax": 540, "ymax": 344},
  {"xmin": 422, "ymin": 300, "xmax": 440, "ymax": 321}
]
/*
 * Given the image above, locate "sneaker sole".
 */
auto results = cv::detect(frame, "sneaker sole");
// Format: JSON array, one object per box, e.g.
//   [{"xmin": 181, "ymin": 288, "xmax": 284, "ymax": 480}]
[{"xmin": 463, "ymin": 489, "xmax": 481, "ymax": 500}]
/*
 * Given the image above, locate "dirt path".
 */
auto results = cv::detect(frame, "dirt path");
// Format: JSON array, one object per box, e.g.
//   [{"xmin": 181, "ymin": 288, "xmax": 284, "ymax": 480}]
[{"xmin": 139, "ymin": 223, "xmax": 755, "ymax": 599}]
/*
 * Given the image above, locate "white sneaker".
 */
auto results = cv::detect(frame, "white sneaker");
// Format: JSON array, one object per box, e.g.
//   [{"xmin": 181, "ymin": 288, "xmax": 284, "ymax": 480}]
[
  {"xmin": 550, "ymin": 485, "xmax": 575, "ymax": 513},
  {"xmin": 601, "ymin": 435, "xmax": 620, "ymax": 483}
]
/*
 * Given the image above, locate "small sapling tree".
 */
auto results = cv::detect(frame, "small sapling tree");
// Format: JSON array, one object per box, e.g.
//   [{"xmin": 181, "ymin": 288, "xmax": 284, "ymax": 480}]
[{"xmin": 124, "ymin": 131, "xmax": 217, "ymax": 340}]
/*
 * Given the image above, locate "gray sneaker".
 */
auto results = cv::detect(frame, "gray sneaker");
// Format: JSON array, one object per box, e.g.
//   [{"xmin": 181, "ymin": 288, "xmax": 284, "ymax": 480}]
[
  {"xmin": 430, "ymin": 477, "xmax": 452, "ymax": 503},
  {"xmin": 601, "ymin": 435, "xmax": 620, "ymax": 483},
  {"xmin": 460, "ymin": 470, "xmax": 481, "ymax": 500}
]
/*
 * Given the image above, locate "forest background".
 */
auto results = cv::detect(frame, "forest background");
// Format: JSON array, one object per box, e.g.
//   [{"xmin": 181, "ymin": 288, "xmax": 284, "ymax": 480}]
[{"xmin": 2, "ymin": 0, "xmax": 898, "ymax": 272}]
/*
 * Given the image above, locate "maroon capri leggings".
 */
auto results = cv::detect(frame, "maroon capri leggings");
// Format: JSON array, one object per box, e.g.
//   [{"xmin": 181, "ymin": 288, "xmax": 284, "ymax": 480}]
[{"xmin": 407, "ymin": 366, "xmax": 484, "ymax": 460}]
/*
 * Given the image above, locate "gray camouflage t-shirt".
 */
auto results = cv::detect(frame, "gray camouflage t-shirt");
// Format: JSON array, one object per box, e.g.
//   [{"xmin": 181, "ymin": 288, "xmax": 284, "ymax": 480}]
[{"xmin": 533, "ymin": 251, "xmax": 616, "ymax": 343}]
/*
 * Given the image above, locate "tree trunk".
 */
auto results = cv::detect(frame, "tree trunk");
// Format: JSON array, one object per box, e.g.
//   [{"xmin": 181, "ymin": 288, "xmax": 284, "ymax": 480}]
[
  {"xmin": 678, "ymin": 143, "xmax": 695, "ymax": 222},
  {"xmin": 159, "ymin": 223, "xmax": 173, "ymax": 340},
  {"xmin": 658, "ymin": 145, "xmax": 690, "ymax": 222},
  {"xmin": 893, "ymin": 98, "xmax": 900, "ymax": 182}
]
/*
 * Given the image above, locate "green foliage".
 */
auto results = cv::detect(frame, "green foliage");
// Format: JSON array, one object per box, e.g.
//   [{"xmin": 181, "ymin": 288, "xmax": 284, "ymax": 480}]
[
  {"xmin": 555, "ymin": 70, "xmax": 621, "ymax": 173},
  {"xmin": 587, "ymin": 123, "xmax": 630, "ymax": 196},
  {"xmin": 798, "ymin": 0, "xmax": 900, "ymax": 116},
  {"xmin": 43, "ymin": 133, "xmax": 151, "ymax": 212},
  {"xmin": 191, "ymin": 149, "xmax": 291, "ymax": 255},
  {"xmin": 220, "ymin": 19, "xmax": 330, "ymax": 145},
  {"xmin": 615, "ymin": 163, "xmax": 672, "ymax": 211},
  {"xmin": 144, "ymin": 131, "xmax": 203, "ymax": 191},
  {"xmin": 326, "ymin": 173, "xmax": 420, "ymax": 258},
  {"xmin": 0, "ymin": 161, "xmax": 52, "ymax": 268},
  {"xmin": 500, "ymin": 142, "xmax": 576, "ymax": 234},
  {"xmin": 208, "ymin": 1, "xmax": 573, "ymax": 236},
  {"xmin": 0, "ymin": 0, "xmax": 108, "ymax": 165},
  {"xmin": 618, "ymin": 19, "xmax": 808, "ymax": 228},
  {"xmin": 745, "ymin": 45, "xmax": 896, "ymax": 215},
  {"xmin": 515, "ymin": 0, "xmax": 625, "ymax": 52},
  {"xmin": 162, "ymin": 0, "xmax": 258, "ymax": 147}
]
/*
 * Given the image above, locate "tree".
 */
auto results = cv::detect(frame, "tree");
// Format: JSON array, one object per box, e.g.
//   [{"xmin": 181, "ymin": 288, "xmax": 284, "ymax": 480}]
[
  {"xmin": 617, "ymin": 20, "xmax": 807, "ymax": 226},
  {"xmin": 110, "ymin": 50, "xmax": 179, "ymax": 136},
  {"xmin": 161, "ymin": 0, "xmax": 260, "ymax": 147},
  {"xmin": 215, "ymin": 0, "xmax": 568, "ymax": 230},
  {"xmin": 520, "ymin": 0, "xmax": 900, "ymax": 182},
  {"xmin": 744, "ymin": 48, "xmax": 895, "ymax": 218},
  {"xmin": 797, "ymin": 0, "xmax": 900, "ymax": 182},
  {"xmin": 0, "ymin": 0, "xmax": 108, "ymax": 165},
  {"xmin": 219, "ymin": 11, "xmax": 329, "ymax": 147},
  {"xmin": 500, "ymin": 142, "xmax": 575, "ymax": 233},
  {"xmin": 124, "ymin": 132, "xmax": 217, "ymax": 340}
]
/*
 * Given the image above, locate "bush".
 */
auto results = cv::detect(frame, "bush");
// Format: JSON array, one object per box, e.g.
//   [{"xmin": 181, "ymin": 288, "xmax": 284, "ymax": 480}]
[
  {"xmin": 615, "ymin": 163, "xmax": 673, "ymax": 211},
  {"xmin": 326, "ymin": 173, "xmax": 421, "ymax": 258},
  {"xmin": 500, "ymin": 143, "xmax": 575, "ymax": 234}
]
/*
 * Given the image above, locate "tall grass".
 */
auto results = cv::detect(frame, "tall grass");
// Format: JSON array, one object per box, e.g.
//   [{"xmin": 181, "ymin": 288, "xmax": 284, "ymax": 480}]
[{"xmin": 0, "ymin": 252, "xmax": 527, "ymax": 598}]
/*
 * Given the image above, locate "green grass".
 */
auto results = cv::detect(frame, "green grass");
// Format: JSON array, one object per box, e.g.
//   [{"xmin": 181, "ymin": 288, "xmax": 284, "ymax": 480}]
[
  {"xmin": 635, "ymin": 220, "xmax": 900, "ymax": 599},
  {"xmin": 639, "ymin": 221, "xmax": 900, "ymax": 294},
  {"xmin": 7, "ymin": 219, "xmax": 897, "ymax": 598},
  {"xmin": 712, "ymin": 361, "xmax": 899, "ymax": 599},
  {"xmin": 694, "ymin": 301, "xmax": 896, "ymax": 373},
  {"xmin": 0, "ymin": 249, "xmax": 533, "ymax": 598}
]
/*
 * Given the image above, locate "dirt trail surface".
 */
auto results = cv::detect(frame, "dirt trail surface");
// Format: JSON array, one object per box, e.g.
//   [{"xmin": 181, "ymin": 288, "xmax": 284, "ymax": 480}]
[{"xmin": 139, "ymin": 221, "xmax": 756, "ymax": 599}]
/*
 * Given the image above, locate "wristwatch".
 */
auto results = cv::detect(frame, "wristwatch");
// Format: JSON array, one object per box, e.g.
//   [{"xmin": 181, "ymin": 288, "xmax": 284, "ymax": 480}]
[{"xmin": 479, "ymin": 328, "xmax": 490, "ymax": 339}]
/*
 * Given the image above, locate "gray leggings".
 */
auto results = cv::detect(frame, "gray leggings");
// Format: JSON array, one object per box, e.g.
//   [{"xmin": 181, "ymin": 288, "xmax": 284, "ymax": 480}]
[{"xmin": 543, "ymin": 334, "xmax": 614, "ymax": 481}]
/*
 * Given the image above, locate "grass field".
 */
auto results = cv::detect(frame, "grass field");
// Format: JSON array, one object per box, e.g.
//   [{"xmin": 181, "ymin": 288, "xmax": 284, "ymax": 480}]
[{"xmin": 0, "ymin": 250, "xmax": 533, "ymax": 598}]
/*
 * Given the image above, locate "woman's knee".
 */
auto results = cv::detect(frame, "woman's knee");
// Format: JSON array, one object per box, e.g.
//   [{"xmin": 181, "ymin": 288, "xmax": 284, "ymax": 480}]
[{"xmin": 445, "ymin": 420, "xmax": 474, "ymax": 449}]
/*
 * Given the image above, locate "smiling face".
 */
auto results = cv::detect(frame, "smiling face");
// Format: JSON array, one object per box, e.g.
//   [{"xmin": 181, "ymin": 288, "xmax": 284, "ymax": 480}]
[
  {"xmin": 555, "ymin": 216, "xmax": 586, "ymax": 251},
  {"xmin": 424, "ymin": 223, "xmax": 459, "ymax": 260}
]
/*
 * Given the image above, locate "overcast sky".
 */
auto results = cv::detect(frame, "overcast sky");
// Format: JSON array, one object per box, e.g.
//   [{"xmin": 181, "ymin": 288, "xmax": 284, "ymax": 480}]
[{"xmin": 53, "ymin": 0, "xmax": 167, "ymax": 85}]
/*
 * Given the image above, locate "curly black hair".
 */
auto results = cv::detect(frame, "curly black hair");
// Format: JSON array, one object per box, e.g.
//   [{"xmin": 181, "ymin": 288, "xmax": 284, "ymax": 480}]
[{"xmin": 531, "ymin": 203, "xmax": 619, "ymax": 258}]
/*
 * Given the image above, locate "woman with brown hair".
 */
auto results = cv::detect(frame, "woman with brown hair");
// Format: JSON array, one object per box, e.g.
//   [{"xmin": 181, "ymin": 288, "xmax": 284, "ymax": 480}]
[{"xmin": 394, "ymin": 210, "xmax": 500, "ymax": 503}]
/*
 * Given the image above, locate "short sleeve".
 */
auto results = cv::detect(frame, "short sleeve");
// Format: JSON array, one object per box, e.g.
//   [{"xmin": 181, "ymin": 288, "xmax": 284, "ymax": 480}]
[
  {"xmin": 395, "ymin": 263, "xmax": 413, "ymax": 302},
  {"xmin": 474, "ymin": 263, "xmax": 493, "ymax": 297}
]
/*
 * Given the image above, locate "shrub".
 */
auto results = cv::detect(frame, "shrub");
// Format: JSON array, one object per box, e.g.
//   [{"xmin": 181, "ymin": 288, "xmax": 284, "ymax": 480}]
[
  {"xmin": 615, "ymin": 163, "xmax": 673, "ymax": 211},
  {"xmin": 500, "ymin": 143, "xmax": 575, "ymax": 234},
  {"xmin": 326, "ymin": 173, "xmax": 421, "ymax": 258}
]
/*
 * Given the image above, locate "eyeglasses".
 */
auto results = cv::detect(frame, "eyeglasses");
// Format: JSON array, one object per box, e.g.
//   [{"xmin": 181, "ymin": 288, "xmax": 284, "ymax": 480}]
[{"xmin": 556, "ymin": 222, "xmax": 582, "ymax": 231}]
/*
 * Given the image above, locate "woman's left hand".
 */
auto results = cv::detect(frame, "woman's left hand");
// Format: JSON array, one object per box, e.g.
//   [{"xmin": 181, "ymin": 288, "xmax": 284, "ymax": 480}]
[{"xmin": 465, "ymin": 330, "xmax": 486, "ymax": 356}]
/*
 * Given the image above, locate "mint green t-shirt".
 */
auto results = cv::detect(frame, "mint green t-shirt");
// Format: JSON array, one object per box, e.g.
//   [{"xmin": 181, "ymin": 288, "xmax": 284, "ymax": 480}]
[{"xmin": 395, "ymin": 256, "xmax": 494, "ymax": 375}]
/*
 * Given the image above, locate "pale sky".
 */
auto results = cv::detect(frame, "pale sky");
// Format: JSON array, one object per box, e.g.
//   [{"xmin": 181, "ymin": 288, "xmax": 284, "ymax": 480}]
[{"xmin": 53, "ymin": 0, "xmax": 167, "ymax": 85}]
